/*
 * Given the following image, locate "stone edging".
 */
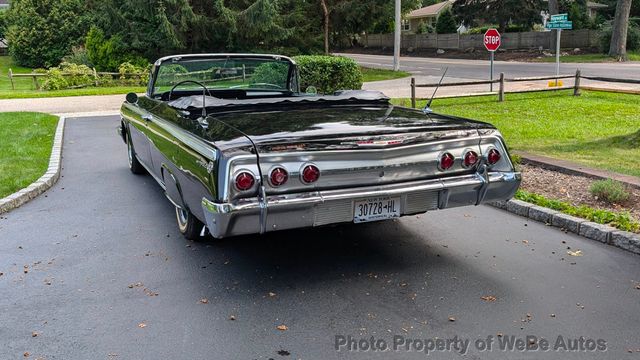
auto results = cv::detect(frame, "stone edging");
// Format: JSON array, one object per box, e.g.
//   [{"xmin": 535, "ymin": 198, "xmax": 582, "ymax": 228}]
[
  {"xmin": 489, "ymin": 200, "xmax": 640, "ymax": 256},
  {"xmin": 0, "ymin": 116, "xmax": 65, "ymax": 215}
]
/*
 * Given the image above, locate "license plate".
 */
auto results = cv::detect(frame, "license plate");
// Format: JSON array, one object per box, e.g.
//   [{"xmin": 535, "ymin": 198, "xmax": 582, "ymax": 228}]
[{"xmin": 353, "ymin": 197, "xmax": 400, "ymax": 223}]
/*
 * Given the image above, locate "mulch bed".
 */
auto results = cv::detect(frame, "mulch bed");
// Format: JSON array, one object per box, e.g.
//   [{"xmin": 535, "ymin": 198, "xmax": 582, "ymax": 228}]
[{"xmin": 519, "ymin": 163, "xmax": 640, "ymax": 221}]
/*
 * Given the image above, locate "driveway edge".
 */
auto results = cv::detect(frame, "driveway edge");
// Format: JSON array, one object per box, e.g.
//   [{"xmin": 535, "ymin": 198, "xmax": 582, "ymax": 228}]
[
  {"xmin": 488, "ymin": 200, "xmax": 640, "ymax": 256},
  {"xmin": 0, "ymin": 116, "xmax": 65, "ymax": 215}
]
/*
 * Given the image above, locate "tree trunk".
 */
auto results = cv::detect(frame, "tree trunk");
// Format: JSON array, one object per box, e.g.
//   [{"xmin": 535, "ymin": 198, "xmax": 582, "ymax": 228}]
[
  {"xmin": 320, "ymin": 0, "xmax": 329, "ymax": 54},
  {"xmin": 548, "ymin": 0, "xmax": 559, "ymax": 15},
  {"xmin": 609, "ymin": 0, "xmax": 632, "ymax": 61}
]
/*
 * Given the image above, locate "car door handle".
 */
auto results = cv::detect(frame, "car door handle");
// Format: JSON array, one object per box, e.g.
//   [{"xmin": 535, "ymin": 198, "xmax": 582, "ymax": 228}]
[{"xmin": 142, "ymin": 115, "xmax": 153, "ymax": 122}]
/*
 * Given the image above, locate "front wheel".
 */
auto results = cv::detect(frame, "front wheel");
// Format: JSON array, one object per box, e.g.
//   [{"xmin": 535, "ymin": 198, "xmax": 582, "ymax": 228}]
[
  {"xmin": 176, "ymin": 206, "xmax": 205, "ymax": 240},
  {"xmin": 127, "ymin": 132, "xmax": 146, "ymax": 175}
]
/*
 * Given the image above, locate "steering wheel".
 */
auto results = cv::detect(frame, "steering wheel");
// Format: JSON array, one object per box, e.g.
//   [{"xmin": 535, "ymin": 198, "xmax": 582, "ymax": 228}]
[{"xmin": 168, "ymin": 80, "xmax": 213, "ymax": 101}]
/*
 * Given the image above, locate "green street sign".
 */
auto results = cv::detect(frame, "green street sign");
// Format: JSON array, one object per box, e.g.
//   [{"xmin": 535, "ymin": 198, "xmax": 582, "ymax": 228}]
[
  {"xmin": 550, "ymin": 13, "xmax": 568, "ymax": 22},
  {"xmin": 546, "ymin": 21, "xmax": 573, "ymax": 30}
]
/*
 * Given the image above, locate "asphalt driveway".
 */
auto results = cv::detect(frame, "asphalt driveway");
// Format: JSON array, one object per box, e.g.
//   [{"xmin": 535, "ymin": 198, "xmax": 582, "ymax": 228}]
[{"xmin": 1, "ymin": 116, "xmax": 639, "ymax": 359}]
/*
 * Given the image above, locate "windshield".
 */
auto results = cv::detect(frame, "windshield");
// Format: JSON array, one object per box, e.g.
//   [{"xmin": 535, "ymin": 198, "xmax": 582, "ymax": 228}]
[{"xmin": 152, "ymin": 57, "xmax": 294, "ymax": 96}]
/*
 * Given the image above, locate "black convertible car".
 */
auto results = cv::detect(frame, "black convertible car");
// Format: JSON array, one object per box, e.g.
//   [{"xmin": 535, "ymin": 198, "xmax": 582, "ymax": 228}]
[{"xmin": 118, "ymin": 54, "xmax": 520, "ymax": 240}]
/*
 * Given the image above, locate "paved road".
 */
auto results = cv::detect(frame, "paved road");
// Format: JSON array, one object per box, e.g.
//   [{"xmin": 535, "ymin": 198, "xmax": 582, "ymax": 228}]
[
  {"xmin": 0, "ymin": 94, "xmax": 125, "ymax": 117},
  {"xmin": 340, "ymin": 53, "xmax": 640, "ymax": 80},
  {"xmin": 1, "ymin": 116, "xmax": 639, "ymax": 359}
]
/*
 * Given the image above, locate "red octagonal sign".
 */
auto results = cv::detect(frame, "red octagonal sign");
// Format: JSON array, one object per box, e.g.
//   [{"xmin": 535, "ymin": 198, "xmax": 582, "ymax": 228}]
[{"xmin": 484, "ymin": 29, "xmax": 501, "ymax": 52}]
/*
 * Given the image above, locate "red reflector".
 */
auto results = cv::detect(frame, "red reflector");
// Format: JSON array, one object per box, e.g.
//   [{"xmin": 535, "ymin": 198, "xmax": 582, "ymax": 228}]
[
  {"xmin": 235, "ymin": 172, "xmax": 255, "ymax": 191},
  {"xmin": 301, "ymin": 165, "xmax": 320, "ymax": 184},
  {"xmin": 487, "ymin": 149, "xmax": 501, "ymax": 165},
  {"xmin": 463, "ymin": 151, "xmax": 479, "ymax": 168},
  {"xmin": 439, "ymin": 152, "xmax": 455, "ymax": 170},
  {"xmin": 270, "ymin": 167, "xmax": 288, "ymax": 187}
]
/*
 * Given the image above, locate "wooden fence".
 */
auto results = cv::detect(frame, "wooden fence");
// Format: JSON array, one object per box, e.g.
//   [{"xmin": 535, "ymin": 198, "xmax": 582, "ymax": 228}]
[
  {"xmin": 7, "ymin": 68, "xmax": 146, "ymax": 90},
  {"xmin": 365, "ymin": 29, "xmax": 600, "ymax": 51},
  {"xmin": 409, "ymin": 70, "xmax": 640, "ymax": 107}
]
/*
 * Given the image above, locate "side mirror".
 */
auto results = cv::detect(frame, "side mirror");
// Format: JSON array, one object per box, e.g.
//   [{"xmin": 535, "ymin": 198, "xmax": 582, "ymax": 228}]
[{"xmin": 126, "ymin": 93, "xmax": 139, "ymax": 104}]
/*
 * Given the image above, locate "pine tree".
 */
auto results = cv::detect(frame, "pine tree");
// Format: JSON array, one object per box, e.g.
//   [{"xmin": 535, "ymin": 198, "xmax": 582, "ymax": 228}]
[{"xmin": 436, "ymin": 9, "xmax": 457, "ymax": 34}]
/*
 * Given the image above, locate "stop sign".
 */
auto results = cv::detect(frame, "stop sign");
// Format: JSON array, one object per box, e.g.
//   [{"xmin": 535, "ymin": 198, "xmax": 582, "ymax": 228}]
[{"xmin": 484, "ymin": 29, "xmax": 501, "ymax": 52}]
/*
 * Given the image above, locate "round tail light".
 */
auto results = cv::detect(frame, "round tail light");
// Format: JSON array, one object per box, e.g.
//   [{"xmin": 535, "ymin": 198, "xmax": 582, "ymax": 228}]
[
  {"xmin": 439, "ymin": 152, "xmax": 455, "ymax": 171},
  {"xmin": 235, "ymin": 172, "xmax": 255, "ymax": 191},
  {"xmin": 487, "ymin": 149, "xmax": 501, "ymax": 165},
  {"xmin": 269, "ymin": 167, "xmax": 288, "ymax": 187},
  {"xmin": 301, "ymin": 165, "xmax": 320, "ymax": 184},
  {"xmin": 463, "ymin": 151, "xmax": 479, "ymax": 168}
]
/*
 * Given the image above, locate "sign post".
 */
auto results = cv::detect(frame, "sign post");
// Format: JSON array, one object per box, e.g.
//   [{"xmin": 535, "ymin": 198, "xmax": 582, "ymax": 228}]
[
  {"xmin": 483, "ymin": 29, "xmax": 501, "ymax": 92},
  {"xmin": 546, "ymin": 14, "xmax": 572, "ymax": 86}
]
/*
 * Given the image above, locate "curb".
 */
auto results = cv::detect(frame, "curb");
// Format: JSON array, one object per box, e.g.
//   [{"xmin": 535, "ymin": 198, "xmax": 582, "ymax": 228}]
[
  {"xmin": 0, "ymin": 116, "xmax": 65, "ymax": 215},
  {"xmin": 489, "ymin": 199, "xmax": 640, "ymax": 256}
]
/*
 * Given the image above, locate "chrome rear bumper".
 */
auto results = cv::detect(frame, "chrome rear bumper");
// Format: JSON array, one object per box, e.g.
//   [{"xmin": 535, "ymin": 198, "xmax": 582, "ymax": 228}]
[{"xmin": 201, "ymin": 168, "xmax": 521, "ymax": 239}]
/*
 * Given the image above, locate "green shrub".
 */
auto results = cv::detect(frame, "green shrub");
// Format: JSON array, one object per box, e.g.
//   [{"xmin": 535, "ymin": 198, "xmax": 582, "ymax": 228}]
[
  {"xmin": 62, "ymin": 46, "xmax": 93, "ymax": 68},
  {"xmin": 118, "ymin": 62, "xmax": 150, "ymax": 87},
  {"xmin": 590, "ymin": 179, "xmax": 630, "ymax": 204},
  {"xmin": 42, "ymin": 62, "xmax": 94, "ymax": 90},
  {"xmin": 86, "ymin": 27, "xmax": 148, "ymax": 72},
  {"xmin": 436, "ymin": 9, "xmax": 458, "ymax": 34},
  {"xmin": 600, "ymin": 23, "xmax": 640, "ymax": 53},
  {"xmin": 293, "ymin": 55, "xmax": 363, "ymax": 94},
  {"xmin": 5, "ymin": 0, "xmax": 89, "ymax": 68}
]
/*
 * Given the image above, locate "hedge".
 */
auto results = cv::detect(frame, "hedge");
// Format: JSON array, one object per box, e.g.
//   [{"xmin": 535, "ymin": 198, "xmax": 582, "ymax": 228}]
[{"xmin": 293, "ymin": 55, "xmax": 363, "ymax": 94}]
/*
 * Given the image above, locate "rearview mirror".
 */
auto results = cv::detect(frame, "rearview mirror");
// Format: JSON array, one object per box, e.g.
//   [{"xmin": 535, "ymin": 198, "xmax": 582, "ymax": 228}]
[{"xmin": 126, "ymin": 93, "xmax": 139, "ymax": 104}]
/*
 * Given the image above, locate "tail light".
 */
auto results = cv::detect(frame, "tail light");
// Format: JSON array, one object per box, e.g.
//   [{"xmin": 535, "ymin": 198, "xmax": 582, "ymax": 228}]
[
  {"xmin": 439, "ymin": 152, "xmax": 455, "ymax": 171},
  {"xmin": 301, "ymin": 165, "xmax": 320, "ymax": 184},
  {"xmin": 487, "ymin": 148, "xmax": 501, "ymax": 165},
  {"xmin": 463, "ymin": 151, "xmax": 479, "ymax": 168},
  {"xmin": 235, "ymin": 172, "xmax": 255, "ymax": 191},
  {"xmin": 269, "ymin": 167, "xmax": 288, "ymax": 187}
]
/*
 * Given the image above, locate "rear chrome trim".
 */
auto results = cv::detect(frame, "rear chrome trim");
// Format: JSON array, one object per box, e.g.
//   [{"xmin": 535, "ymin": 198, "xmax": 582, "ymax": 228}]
[{"xmin": 201, "ymin": 170, "xmax": 521, "ymax": 239}]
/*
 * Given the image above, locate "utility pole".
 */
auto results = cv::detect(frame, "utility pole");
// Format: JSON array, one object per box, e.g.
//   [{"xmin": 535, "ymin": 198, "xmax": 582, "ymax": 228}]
[{"xmin": 393, "ymin": 0, "xmax": 401, "ymax": 71}]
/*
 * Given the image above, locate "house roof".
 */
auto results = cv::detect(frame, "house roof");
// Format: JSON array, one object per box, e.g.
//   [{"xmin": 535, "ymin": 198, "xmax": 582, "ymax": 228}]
[
  {"xmin": 586, "ymin": 1, "xmax": 607, "ymax": 9},
  {"xmin": 406, "ymin": 1, "xmax": 453, "ymax": 19}
]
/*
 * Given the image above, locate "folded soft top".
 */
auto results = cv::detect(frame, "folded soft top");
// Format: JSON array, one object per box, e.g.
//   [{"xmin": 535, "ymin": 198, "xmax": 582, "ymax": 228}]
[{"xmin": 167, "ymin": 90, "xmax": 390, "ymax": 110}]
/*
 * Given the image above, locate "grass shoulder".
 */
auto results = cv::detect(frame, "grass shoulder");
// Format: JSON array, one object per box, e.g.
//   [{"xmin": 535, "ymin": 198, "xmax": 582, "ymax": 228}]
[
  {"xmin": 0, "ymin": 112, "xmax": 59, "ymax": 198},
  {"xmin": 360, "ymin": 67, "xmax": 411, "ymax": 82},
  {"xmin": 392, "ymin": 90, "xmax": 640, "ymax": 177}
]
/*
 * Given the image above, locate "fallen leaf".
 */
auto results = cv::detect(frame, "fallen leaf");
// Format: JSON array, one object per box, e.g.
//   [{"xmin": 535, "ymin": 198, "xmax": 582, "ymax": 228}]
[
  {"xmin": 481, "ymin": 295, "xmax": 497, "ymax": 302},
  {"xmin": 497, "ymin": 332, "xmax": 503, "ymax": 337},
  {"xmin": 522, "ymin": 240, "xmax": 529, "ymax": 244},
  {"xmin": 138, "ymin": 322, "xmax": 147, "ymax": 328},
  {"xmin": 198, "ymin": 298, "xmax": 209, "ymax": 304},
  {"xmin": 31, "ymin": 331, "xmax": 38, "ymax": 337},
  {"xmin": 567, "ymin": 250, "xmax": 583, "ymax": 257},
  {"xmin": 229, "ymin": 315, "xmax": 236, "ymax": 321},
  {"xmin": 636, "ymin": 284, "xmax": 640, "ymax": 290},
  {"xmin": 550, "ymin": 314, "xmax": 556, "ymax": 318},
  {"xmin": 268, "ymin": 292, "xmax": 277, "ymax": 297},
  {"xmin": 276, "ymin": 324, "xmax": 288, "ymax": 331},
  {"xmin": 448, "ymin": 316, "xmax": 456, "ymax": 322},
  {"xmin": 23, "ymin": 352, "xmax": 30, "ymax": 358}
]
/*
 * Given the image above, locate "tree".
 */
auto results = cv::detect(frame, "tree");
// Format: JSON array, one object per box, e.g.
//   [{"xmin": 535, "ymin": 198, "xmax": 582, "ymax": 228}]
[
  {"xmin": 548, "ymin": 0, "xmax": 559, "ymax": 15},
  {"xmin": 453, "ymin": 0, "xmax": 544, "ymax": 33},
  {"xmin": 0, "ymin": 10, "xmax": 6, "ymax": 39},
  {"xmin": 436, "ymin": 9, "xmax": 457, "ymax": 33},
  {"xmin": 5, "ymin": 0, "xmax": 89, "ymax": 68},
  {"xmin": 609, "ymin": 0, "xmax": 633, "ymax": 60}
]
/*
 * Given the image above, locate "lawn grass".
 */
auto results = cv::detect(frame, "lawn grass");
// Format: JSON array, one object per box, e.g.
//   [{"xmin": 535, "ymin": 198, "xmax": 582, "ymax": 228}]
[
  {"xmin": 360, "ymin": 66, "xmax": 411, "ymax": 82},
  {"xmin": 0, "ymin": 112, "xmax": 59, "ymax": 198},
  {"xmin": 534, "ymin": 52, "xmax": 640, "ymax": 63},
  {"xmin": 0, "ymin": 56, "xmax": 144, "ymax": 99},
  {"xmin": 392, "ymin": 90, "xmax": 640, "ymax": 177}
]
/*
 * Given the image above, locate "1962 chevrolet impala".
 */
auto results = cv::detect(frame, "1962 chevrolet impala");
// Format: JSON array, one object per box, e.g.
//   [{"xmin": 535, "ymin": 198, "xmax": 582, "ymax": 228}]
[{"xmin": 119, "ymin": 54, "xmax": 521, "ymax": 240}]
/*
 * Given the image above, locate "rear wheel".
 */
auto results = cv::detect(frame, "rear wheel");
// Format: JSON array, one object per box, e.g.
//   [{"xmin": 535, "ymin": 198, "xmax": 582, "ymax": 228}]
[
  {"xmin": 176, "ymin": 206, "xmax": 205, "ymax": 241},
  {"xmin": 127, "ymin": 132, "xmax": 146, "ymax": 175}
]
